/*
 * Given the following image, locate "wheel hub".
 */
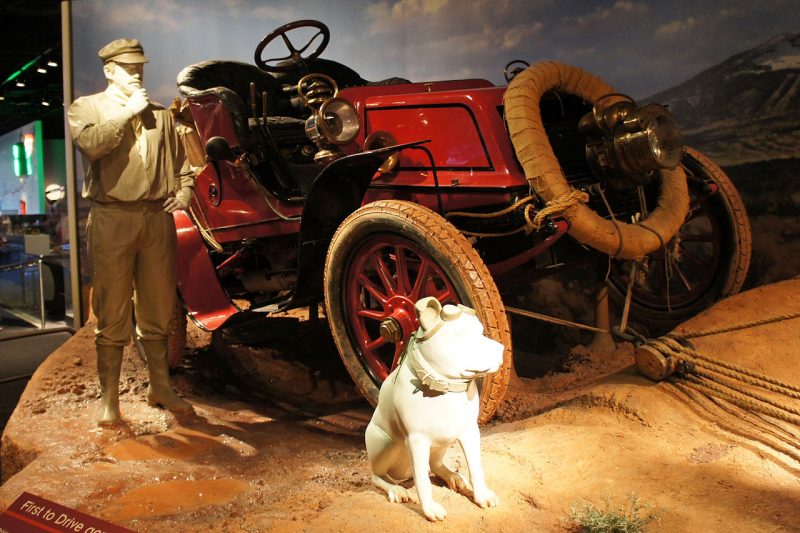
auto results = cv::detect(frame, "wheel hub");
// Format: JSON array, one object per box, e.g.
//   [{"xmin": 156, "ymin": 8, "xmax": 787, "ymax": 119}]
[
  {"xmin": 379, "ymin": 318, "xmax": 402, "ymax": 343},
  {"xmin": 384, "ymin": 295, "xmax": 418, "ymax": 343}
]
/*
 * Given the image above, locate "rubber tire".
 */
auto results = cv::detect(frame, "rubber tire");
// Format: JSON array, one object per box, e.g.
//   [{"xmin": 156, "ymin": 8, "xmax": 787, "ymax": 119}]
[
  {"xmin": 324, "ymin": 200, "xmax": 512, "ymax": 424},
  {"xmin": 132, "ymin": 299, "xmax": 187, "ymax": 369},
  {"xmin": 609, "ymin": 148, "xmax": 751, "ymax": 332}
]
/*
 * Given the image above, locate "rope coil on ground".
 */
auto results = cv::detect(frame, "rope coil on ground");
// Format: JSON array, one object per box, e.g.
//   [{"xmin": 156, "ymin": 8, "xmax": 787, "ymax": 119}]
[
  {"xmin": 671, "ymin": 380, "xmax": 800, "ymax": 464},
  {"xmin": 690, "ymin": 368, "xmax": 800, "ymax": 415},
  {"xmin": 673, "ymin": 309, "xmax": 800, "ymax": 339},
  {"xmin": 681, "ymin": 374, "xmax": 800, "ymax": 426},
  {"xmin": 636, "ymin": 311, "xmax": 800, "ymax": 426},
  {"xmin": 650, "ymin": 337, "xmax": 800, "ymax": 397}
]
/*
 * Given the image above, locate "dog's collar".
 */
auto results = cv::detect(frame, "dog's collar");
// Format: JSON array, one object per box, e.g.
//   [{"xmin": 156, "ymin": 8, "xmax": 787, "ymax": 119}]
[{"xmin": 403, "ymin": 334, "xmax": 472, "ymax": 393}]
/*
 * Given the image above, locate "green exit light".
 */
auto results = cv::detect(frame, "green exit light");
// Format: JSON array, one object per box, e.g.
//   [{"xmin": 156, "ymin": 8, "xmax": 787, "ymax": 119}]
[
  {"xmin": 12, "ymin": 140, "xmax": 32, "ymax": 177},
  {"xmin": 12, "ymin": 143, "xmax": 27, "ymax": 176}
]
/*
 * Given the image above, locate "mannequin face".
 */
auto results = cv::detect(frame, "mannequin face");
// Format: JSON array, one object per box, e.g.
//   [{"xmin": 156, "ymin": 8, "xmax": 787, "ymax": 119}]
[{"xmin": 103, "ymin": 61, "xmax": 144, "ymax": 96}]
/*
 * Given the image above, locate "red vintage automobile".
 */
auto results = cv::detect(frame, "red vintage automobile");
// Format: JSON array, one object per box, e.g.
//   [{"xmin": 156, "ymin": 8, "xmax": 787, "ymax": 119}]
[{"xmin": 168, "ymin": 20, "xmax": 751, "ymax": 422}]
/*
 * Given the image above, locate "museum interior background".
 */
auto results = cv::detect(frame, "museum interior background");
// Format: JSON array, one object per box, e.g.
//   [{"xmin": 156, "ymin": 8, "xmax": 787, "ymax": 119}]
[{"xmin": 0, "ymin": 0, "xmax": 798, "ymax": 431}]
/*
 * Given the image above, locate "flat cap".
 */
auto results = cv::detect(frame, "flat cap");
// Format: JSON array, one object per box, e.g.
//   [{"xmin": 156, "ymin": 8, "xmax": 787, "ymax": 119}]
[{"xmin": 98, "ymin": 38, "xmax": 149, "ymax": 64}]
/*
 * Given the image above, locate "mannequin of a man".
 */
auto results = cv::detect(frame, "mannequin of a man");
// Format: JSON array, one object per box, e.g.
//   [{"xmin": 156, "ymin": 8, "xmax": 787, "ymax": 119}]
[{"xmin": 68, "ymin": 39, "xmax": 194, "ymax": 426}]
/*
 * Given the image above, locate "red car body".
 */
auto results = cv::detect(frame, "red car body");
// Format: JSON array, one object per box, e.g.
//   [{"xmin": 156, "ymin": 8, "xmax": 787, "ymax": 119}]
[{"xmin": 171, "ymin": 20, "xmax": 751, "ymax": 421}]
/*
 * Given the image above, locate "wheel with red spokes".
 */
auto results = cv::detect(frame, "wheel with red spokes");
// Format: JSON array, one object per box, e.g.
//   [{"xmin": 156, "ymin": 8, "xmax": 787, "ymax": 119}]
[
  {"xmin": 609, "ymin": 147, "xmax": 751, "ymax": 332},
  {"xmin": 324, "ymin": 200, "xmax": 512, "ymax": 423}
]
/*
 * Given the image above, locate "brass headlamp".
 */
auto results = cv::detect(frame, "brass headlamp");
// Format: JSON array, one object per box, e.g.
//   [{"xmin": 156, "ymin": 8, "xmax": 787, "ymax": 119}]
[
  {"xmin": 304, "ymin": 97, "xmax": 361, "ymax": 164},
  {"xmin": 305, "ymin": 97, "xmax": 360, "ymax": 145},
  {"xmin": 298, "ymin": 73, "xmax": 361, "ymax": 165},
  {"xmin": 580, "ymin": 94, "xmax": 684, "ymax": 189}
]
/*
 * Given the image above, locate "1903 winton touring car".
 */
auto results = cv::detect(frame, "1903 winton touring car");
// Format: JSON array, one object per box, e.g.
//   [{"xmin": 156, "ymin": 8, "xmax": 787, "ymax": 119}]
[{"xmin": 166, "ymin": 20, "xmax": 751, "ymax": 422}]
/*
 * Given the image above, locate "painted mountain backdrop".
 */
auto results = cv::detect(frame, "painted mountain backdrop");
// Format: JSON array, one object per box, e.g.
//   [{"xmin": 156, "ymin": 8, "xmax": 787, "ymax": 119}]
[
  {"xmin": 649, "ymin": 32, "xmax": 800, "ymax": 167},
  {"xmin": 648, "ymin": 32, "xmax": 800, "ymax": 287}
]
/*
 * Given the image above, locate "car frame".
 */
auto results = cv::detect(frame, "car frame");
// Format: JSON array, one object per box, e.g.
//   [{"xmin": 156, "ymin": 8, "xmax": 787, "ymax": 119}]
[{"xmin": 165, "ymin": 19, "xmax": 751, "ymax": 422}]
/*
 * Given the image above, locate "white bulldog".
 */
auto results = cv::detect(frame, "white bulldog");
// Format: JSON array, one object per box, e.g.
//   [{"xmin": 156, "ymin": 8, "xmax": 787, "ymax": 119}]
[{"xmin": 365, "ymin": 296, "xmax": 505, "ymax": 521}]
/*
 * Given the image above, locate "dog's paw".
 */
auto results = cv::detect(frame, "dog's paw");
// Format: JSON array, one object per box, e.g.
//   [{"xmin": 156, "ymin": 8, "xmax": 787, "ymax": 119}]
[
  {"xmin": 441, "ymin": 471, "xmax": 470, "ymax": 494},
  {"xmin": 473, "ymin": 488, "xmax": 500, "ymax": 508},
  {"xmin": 386, "ymin": 486, "xmax": 414, "ymax": 504},
  {"xmin": 422, "ymin": 500, "xmax": 447, "ymax": 521}
]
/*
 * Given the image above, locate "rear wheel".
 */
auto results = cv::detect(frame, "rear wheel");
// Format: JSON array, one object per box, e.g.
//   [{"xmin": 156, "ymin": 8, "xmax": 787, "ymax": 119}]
[
  {"xmin": 609, "ymin": 148, "xmax": 751, "ymax": 332},
  {"xmin": 324, "ymin": 200, "xmax": 512, "ymax": 424}
]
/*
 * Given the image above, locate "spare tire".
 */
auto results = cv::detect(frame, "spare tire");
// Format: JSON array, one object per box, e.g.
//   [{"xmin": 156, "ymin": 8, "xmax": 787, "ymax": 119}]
[{"xmin": 503, "ymin": 61, "xmax": 689, "ymax": 260}]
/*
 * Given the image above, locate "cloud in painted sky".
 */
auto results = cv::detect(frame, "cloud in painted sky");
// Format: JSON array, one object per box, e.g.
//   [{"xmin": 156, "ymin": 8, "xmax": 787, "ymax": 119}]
[
  {"xmin": 367, "ymin": 0, "xmax": 451, "ymax": 35},
  {"xmin": 74, "ymin": 0, "xmax": 187, "ymax": 33},
  {"xmin": 655, "ymin": 16, "xmax": 698, "ymax": 39},
  {"xmin": 70, "ymin": 0, "xmax": 799, "ymax": 104},
  {"xmin": 502, "ymin": 23, "xmax": 544, "ymax": 50},
  {"xmin": 571, "ymin": 0, "xmax": 648, "ymax": 31}
]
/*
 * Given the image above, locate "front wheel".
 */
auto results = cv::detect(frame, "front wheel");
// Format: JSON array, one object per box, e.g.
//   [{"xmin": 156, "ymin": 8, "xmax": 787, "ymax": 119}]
[
  {"xmin": 609, "ymin": 148, "xmax": 752, "ymax": 332},
  {"xmin": 324, "ymin": 200, "xmax": 512, "ymax": 424}
]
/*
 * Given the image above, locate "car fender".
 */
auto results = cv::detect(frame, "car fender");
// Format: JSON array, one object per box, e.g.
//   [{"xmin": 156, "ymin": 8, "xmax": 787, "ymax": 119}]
[
  {"xmin": 288, "ymin": 140, "xmax": 428, "ymax": 307},
  {"xmin": 173, "ymin": 210, "xmax": 239, "ymax": 330}
]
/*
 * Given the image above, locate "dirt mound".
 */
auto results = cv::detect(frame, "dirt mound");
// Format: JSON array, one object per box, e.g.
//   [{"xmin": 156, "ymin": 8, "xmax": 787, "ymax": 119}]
[{"xmin": 0, "ymin": 280, "xmax": 798, "ymax": 531}]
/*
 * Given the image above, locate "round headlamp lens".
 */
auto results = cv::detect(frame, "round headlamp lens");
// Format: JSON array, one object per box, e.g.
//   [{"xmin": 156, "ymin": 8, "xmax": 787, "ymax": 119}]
[
  {"xmin": 318, "ymin": 98, "xmax": 360, "ymax": 144},
  {"xmin": 647, "ymin": 114, "xmax": 684, "ymax": 168}
]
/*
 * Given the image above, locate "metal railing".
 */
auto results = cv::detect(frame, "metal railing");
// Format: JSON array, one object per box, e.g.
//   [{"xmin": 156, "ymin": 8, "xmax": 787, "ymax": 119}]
[{"xmin": 0, "ymin": 256, "xmax": 47, "ymax": 329}]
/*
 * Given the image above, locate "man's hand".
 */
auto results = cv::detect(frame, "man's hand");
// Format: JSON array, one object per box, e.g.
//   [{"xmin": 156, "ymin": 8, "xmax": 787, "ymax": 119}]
[
  {"xmin": 163, "ymin": 189, "xmax": 192, "ymax": 213},
  {"xmin": 163, "ymin": 195, "xmax": 190, "ymax": 213},
  {"xmin": 126, "ymin": 88, "xmax": 149, "ymax": 115}
]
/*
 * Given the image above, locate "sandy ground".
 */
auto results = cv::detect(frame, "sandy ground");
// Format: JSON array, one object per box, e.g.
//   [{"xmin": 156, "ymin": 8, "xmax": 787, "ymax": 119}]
[{"xmin": 0, "ymin": 280, "xmax": 799, "ymax": 532}]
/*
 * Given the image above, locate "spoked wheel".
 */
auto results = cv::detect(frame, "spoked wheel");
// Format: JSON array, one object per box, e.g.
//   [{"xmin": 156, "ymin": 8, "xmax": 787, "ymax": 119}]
[
  {"xmin": 609, "ymin": 147, "xmax": 751, "ymax": 332},
  {"xmin": 324, "ymin": 200, "xmax": 512, "ymax": 424}
]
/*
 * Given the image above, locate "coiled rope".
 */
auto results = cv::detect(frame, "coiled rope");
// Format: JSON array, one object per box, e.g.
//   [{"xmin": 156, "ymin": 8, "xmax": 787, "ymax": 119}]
[
  {"xmin": 639, "ymin": 311, "xmax": 800, "ymax": 426},
  {"xmin": 674, "ymin": 310, "xmax": 800, "ymax": 340}
]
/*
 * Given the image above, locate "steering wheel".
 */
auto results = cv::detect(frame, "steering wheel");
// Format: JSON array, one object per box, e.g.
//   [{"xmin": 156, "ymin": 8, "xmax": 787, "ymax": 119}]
[
  {"xmin": 503, "ymin": 60, "xmax": 530, "ymax": 82},
  {"xmin": 255, "ymin": 19, "xmax": 330, "ymax": 73}
]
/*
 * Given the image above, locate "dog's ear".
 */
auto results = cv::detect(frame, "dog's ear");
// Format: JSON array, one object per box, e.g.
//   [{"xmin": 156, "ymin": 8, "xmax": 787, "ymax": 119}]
[
  {"xmin": 415, "ymin": 297, "xmax": 443, "ymax": 340},
  {"xmin": 456, "ymin": 304, "xmax": 477, "ymax": 316}
]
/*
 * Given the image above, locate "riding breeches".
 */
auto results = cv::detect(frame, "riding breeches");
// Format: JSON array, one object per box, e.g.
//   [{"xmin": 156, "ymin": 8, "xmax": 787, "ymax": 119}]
[{"xmin": 87, "ymin": 201, "xmax": 177, "ymax": 347}]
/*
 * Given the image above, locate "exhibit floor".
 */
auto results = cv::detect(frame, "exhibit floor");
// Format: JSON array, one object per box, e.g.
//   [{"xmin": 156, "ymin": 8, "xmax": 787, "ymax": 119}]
[{"xmin": 0, "ymin": 280, "xmax": 798, "ymax": 531}]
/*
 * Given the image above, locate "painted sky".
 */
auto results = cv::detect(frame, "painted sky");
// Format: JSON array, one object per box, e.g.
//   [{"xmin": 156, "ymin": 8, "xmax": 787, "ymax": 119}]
[{"xmin": 71, "ymin": 0, "xmax": 798, "ymax": 105}]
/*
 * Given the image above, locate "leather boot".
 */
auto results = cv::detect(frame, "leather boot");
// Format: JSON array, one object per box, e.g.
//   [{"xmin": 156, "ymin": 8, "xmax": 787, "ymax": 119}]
[
  {"xmin": 96, "ymin": 345, "xmax": 123, "ymax": 426},
  {"xmin": 140, "ymin": 339, "xmax": 193, "ymax": 414}
]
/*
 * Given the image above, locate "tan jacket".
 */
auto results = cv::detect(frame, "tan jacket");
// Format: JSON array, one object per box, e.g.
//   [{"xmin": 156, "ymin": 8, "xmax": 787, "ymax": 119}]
[{"xmin": 68, "ymin": 89, "xmax": 194, "ymax": 203}]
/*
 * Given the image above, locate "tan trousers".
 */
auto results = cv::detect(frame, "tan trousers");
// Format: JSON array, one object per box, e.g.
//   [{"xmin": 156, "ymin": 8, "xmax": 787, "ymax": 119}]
[{"xmin": 87, "ymin": 201, "xmax": 177, "ymax": 347}]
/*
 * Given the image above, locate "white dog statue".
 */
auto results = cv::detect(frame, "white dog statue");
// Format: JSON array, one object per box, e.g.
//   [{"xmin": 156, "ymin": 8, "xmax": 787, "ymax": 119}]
[{"xmin": 365, "ymin": 296, "xmax": 504, "ymax": 521}]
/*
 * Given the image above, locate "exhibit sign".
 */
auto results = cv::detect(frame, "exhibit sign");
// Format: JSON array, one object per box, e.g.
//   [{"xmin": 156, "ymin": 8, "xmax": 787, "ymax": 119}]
[{"xmin": 0, "ymin": 492, "xmax": 133, "ymax": 533}]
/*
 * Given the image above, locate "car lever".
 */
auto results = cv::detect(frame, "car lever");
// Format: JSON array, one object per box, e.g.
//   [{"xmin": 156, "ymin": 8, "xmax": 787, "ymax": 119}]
[{"xmin": 249, "ymin": 82, "xmax": 258, "ymax": 118}]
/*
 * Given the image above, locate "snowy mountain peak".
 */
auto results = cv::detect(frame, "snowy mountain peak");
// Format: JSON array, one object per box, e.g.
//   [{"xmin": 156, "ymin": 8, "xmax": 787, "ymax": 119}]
[
  {"xmin": 647, "ymin": 32, "xmax": 800, "ymax": 166},
  {"xmin": 749, "ymin": 33, "xmax": 800, "ymax": 71}
]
